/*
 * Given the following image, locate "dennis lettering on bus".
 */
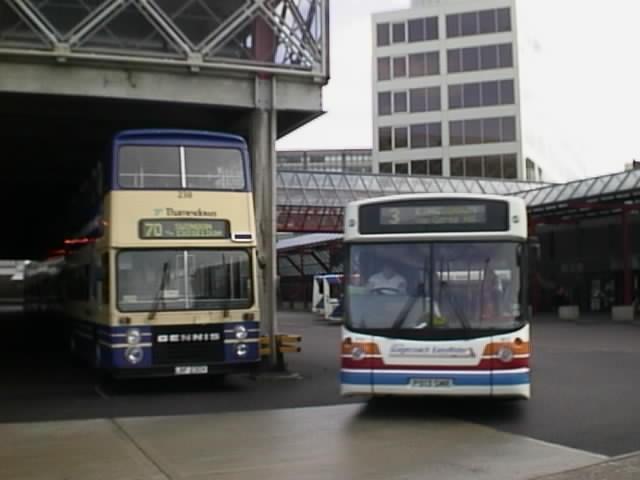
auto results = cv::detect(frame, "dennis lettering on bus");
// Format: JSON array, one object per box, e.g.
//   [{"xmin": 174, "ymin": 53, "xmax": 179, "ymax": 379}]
[{"xmin": 157, "ymin": 333, "xmax": 221, "ymax": 343}]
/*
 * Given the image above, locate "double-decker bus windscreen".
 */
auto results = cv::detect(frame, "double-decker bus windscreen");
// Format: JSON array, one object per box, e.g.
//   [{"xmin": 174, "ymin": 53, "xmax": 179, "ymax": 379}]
[
  {"xmin": 117, "ymin": 249, "xmax": 252, "ymax": 312},
  {"xmin": 346, "ymin": 242, "xmax": 524, "ymax": 336},
  {"xmin": 118, "ymin": 145, "xmax": 245, "ymax": 190}
]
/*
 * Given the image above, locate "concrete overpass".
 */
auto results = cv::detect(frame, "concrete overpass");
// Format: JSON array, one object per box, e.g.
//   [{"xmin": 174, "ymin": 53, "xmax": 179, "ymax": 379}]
[{"xmin": 0, "ymin": 0, "xmax": 329, "ymax": 258}]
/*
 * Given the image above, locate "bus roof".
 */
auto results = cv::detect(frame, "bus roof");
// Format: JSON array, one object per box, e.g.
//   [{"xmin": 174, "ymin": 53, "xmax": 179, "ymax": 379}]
[{"xmin": 113, "ymin": 129, "xmax": 247, "ymax": 147}]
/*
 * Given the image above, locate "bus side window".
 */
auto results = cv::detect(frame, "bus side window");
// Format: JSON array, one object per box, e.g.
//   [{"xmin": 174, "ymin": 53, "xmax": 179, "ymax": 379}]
[{"xmin": 102, "ymin": 253, "xmax": 110, "ymax": 306}]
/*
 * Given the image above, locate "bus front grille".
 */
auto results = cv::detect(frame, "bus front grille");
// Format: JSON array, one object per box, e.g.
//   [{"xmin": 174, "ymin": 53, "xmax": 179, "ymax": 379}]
[{"xmin": 152, "ymin": 325, "xmax": 225, "ymax": 365}]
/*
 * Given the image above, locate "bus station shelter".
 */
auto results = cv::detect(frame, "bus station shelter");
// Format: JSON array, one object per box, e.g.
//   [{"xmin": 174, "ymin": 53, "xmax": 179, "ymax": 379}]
[{"xmin": 276, "ymin": 167, "xmax": 640, "ymax": 319}]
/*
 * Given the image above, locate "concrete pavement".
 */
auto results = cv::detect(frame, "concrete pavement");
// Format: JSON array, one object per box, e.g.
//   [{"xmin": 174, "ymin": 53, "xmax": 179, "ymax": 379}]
[{"xmin": 1, "ymin": 403, "xmax": 606, "ymax": 480}]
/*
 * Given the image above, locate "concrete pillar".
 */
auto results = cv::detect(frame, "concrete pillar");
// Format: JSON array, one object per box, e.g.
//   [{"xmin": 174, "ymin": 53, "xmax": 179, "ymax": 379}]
[{"xmin": 250, "ymin": 79, "xmax": 278, "ymax": 369}]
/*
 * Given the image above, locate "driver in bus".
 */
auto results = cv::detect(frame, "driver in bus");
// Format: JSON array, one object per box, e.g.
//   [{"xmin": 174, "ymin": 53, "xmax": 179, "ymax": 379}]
[{"xmin": 367, "ymin": 260, "xmax": 407, "ymax": 294}]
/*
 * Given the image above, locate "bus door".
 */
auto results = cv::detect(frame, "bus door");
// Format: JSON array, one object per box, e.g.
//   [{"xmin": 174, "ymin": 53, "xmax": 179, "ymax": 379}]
[
  {"xmin": 324, "ymin": 275, "xmax": 344, "ymax": 323},
  {"xmin": 311, "ymin": 275, "xmax": 325, "ymax": 314}
]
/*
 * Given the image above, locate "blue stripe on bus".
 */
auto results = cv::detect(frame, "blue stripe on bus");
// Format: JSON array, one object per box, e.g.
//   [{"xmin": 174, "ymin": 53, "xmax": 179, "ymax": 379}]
[{"xmin": 340, "ymin": 371, "xmax": 529, "ymax": 386}]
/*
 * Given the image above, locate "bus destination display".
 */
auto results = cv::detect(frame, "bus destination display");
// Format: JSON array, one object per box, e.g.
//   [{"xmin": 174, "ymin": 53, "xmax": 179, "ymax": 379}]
[
  {"xmin": 380, "ymin": 205, "xmax": 487, "ymax": 226},
  {"xmin": 139, "ymin": 219, "xmax": 229, "ymax": 239}
]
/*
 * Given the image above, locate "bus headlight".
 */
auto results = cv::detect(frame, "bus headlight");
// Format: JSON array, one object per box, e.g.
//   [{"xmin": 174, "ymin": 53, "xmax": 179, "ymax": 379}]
[
  {"xmin": 234, "ymin": 325, "xmax": 248, "ymax": 340},
  {"xmin": 125, "ymin": 346, "xmax": 144, "ymax": 365},
  {"xmin": 126, "ymin": 328, "xmax": 141, "ymax": 345},
  {"xmin": 351, "ymin": 346, "xmax": 365, "ymax": 361},
  {"xmin": 235, "ymin": 343, "xmax": 248, "ymax": 357},
  {"xmin": 497, "ymin": 346, "xmax": 514, "ymax": 363}
]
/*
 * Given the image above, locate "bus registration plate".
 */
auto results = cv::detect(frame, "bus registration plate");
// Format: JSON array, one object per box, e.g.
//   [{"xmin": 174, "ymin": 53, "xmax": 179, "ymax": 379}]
[
  {"xmin": 409, "ymin": 378, "xmax": 452, "ymax": 388},
  {"xmin": 175, "ymin": 366, "xmax": 208, "ymax": 375}
]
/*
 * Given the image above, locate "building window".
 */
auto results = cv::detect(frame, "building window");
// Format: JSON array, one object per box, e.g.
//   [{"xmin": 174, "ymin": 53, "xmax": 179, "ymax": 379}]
[
  {"xmin": 464, "ymin": 119, "xmax": 482, "ymax": 144},
  {"xmin": 503, "ymin": 154, "xmax": 517, "ymax": 178},
  {"xmin": 448, "ymin": 117, "xmax": 517, "ymax": 145},
  {"xmin": 501, "ymin": 79, "xmax": 515, "ymax": 103},
  {"xmin": 447, "ymin": 49, "xmax": 461, "ymax": 74},
  {"xmin": 451, "ymin": 157, "xmax": 464, "ymax": 176},
  {"xmin": 502, "ymin": 116, "xmax": 516, "ymax": 141},
  {"xmin": 466, "ymin": 156, "xmax": 483, "ymax": 177},
  {"xmin": 485, "ymin": 155, "xmax": 502, "ymax": 178},
  {"xmin": 410, "ymin": 123, "xmax": 441, "ymax": 149},
  {"xmin": 393, "ymin": 91, "xmax": 408, "ymax": 113},
  {"xmin": 479, "ymin": 9, "xmax": 496, "ymax": 34},
  {"xmin": 497, "ymin": 8, "xmax": 511, "ymax": 32},
  {"xmin": 377, "ymin": 23, "xmax": 390, "ymax": 46},
  {"xmin": 409, "ymin": 51, "xmax": 440, "ymax": 77},
  {"xmin": 408, "ymin": 87, "xmax": 440, "ymax": 113},
  {"xmin": 411, "ymin": 159, "xmax": 443, "ymax": 176},
  {"xmin": 425, "ymin": 17, "xmax": 439, "ymax": 40},
  {"xmin": 392, "ymin": 22, "xmax": 406, "ymax": 43},
  {"xmin": 447, "ymin": 44, "xmax": 513, "ymax": 73},
  {"xmin": 427, "ymin": 87, "xmax": 441, "ymax": 111},
  {"xmin": 411, "ymin": 159, "xmax": 427, "ymax": 175},
  {"xmin": 461, "ymin": 12, "xmax": 478, "ymax": 36},
  {"xmin": 378, "ymin": 92, "xmax": 391, "ymax": 116},
  {"xmin": 463, "ymin": 82, "xmax": 481, "ymax": 108},
  {"xmin": 480, "ymin": 45, "xmax": 498, "ymax": 70},
  {"xmin": 408, "ymin": 16, "xmax": 439, "ymax": 42},
  {"xmin": 482, "ymin": 80, "xmax": 499, "ymax": 105},
  {"xmin": 379, "ymin": 127, "xmax": 392, "ymax": 151},
  {"xmin": 410, "ymin": 88, "xmax": 427, "ymax": 113},
  {"xmin": 379, "ymin": 162, "xmax": 393, "ymax": 174},
  {"xmin": 446, "ymin": 14, "xmax": 459, "ymax": 38},
  {"xmin": 394, "ymin": 127, "xmax": 409, "ymax": 149},
  {"xmin": 483, "ymin": 117, "xmax": 501, "ymax": 143},
  {"xmin": 448, "ymin": 84, "xmax": 462, "ymax": 109},
  {"xmin": 462, "ymin": 47, "xmax": 479, "ymax": 71},
  {"xmin": 498, "ymin": 44, "xmax": 513, "ymax": 68},
  {"xmin": 426, "ymin": 52, "xmax": 440, "ymax": 75},
  {"xmin": 449, "ymin": 120, "xmax": 464, "ymax": 146},
  {"xmin": 395, "ymin": 163, "xmax": 409, "ymax": 175},
  {"xmin": 448, "ymin": 79, "xmax": 515, "ymax": 109},
  {"xmin": 429, "ymin": 159, "xmax": 443, "ymax": 176},
  {"xmin": 446, "ymin": 8, "xmax": 511, "ymax": 39},
  {"xmin": 377, "ymin": 57, "xmax": 391, "ymax": 81},
  {"xmin": 393, "ymin": 56, "xmax": 407, "ymax": 78},
  {"xmin": 429, "ymin": 123, "xmax": 442, "ymax": 147},
  {"xmin": 450, "ymin": 154, "xmax": 518, "ymax": 179},
  {"xmin": 410, "ymin": 124, "xmax": 427, "ymax": 149}
]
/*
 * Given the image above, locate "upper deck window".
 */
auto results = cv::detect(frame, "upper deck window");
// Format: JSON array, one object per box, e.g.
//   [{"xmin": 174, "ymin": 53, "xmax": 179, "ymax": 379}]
[
  {"xmin": 118, "ymin": 145, "xmax": 246, "ymax": 190},
  {"xmin": 119, "ymin": 146, "xmax": 181, "ymax": 189},
  {"xmin": 185, "ymin": 147, "xmax": 245, "ymax": 190}
]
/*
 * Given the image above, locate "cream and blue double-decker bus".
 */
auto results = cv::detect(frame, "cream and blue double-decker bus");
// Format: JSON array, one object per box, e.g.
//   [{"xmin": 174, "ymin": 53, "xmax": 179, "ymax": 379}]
[
  {"xmin": 56, "ymin": 129, "xmax": 260, "ymax": 378},
  {"xmin": 340, "ymin": 194, "xmax": 532, "ymax": 399}
]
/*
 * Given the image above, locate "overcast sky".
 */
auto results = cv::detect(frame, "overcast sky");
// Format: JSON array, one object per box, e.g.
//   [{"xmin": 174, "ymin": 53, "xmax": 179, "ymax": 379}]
[{"xmin": 276, "ymin": 0, "xmax": 640, "ymax": 181}]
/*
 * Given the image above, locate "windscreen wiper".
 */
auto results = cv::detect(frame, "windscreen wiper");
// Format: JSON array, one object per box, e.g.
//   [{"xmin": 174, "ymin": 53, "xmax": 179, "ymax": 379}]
[
  {"xmin": 148, "ymin": 261, "xmax": 169, "ymax": 321},
  {"xmin": 439, "ymin": 279, "xmax": 471, "ymax": 329}
]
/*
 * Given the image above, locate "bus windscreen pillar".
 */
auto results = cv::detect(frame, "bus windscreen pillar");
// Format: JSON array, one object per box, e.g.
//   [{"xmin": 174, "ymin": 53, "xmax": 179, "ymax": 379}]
[{"xmin": 250, "ymin": 77, "xmax": 278, "ymax": 368}]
